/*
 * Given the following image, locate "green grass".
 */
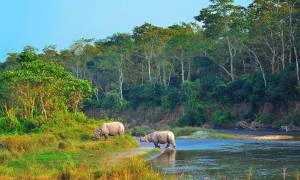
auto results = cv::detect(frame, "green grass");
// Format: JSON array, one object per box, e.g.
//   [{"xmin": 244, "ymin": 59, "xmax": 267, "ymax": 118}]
[
  {"xmin": 172, "ymin": 127, "xmax": 243, "ymax": 139},
  {"xmin": 0, "ymin": 115, "xmax": 166, "ymax": 179},
  {"xmin": 171, "ymin": 126, "xmax": 205, "ymax": 136},
  {"xmin": 139, "ymin": 148, "xmax": 161, "ymax": 159}
]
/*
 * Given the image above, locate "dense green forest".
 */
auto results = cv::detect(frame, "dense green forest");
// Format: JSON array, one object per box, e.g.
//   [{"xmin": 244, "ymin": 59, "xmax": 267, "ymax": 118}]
[{"xmin": 1, "ymin": 0, "xmax": 300, "ymax": 131}]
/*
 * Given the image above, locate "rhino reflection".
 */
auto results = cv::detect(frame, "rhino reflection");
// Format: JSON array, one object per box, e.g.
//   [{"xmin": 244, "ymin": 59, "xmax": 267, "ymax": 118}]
[{"xmin": 151, "ymin": 149, "xmax": 176, "ymax": 168}]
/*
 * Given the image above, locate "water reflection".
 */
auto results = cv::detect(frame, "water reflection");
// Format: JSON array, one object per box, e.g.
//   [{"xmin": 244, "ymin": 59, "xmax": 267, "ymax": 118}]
[{"xmin": 151, "ymin": 149, "xmax": 176, "ymax": 169}]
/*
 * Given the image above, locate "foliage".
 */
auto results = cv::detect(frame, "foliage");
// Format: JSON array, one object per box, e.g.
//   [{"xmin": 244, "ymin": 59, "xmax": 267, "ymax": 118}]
[
  {"xmin": 129, "ymin": 125, "xmax": 153, "ymax": 136},
  {"xmin": 1, "ymin": 0, "xmax": 300, "ymax": 127},
  {"xmin": 212, "ymin": 110, "xmax": 233, "ymax": 126},
  {"xmin": 161, "ymin": 87, "xmax": 182, "ymax": 109},
  {"xmin": 0, "ymin": 53, "xmax": 94, "ymax": 130},
  {"xmin": 102, "ymin": 91, "xmax": 128, "ymax": 111},
  {"xmin": 171, "ymin": 127, "xmax": 205, "ymax": 136},
  {"xmin": 176, "ymin": 101, "xmax": 207, "ymax": 126},
  {"xmin": 282, "ymin": 113, "xmax": 300, "ymax": 126}
]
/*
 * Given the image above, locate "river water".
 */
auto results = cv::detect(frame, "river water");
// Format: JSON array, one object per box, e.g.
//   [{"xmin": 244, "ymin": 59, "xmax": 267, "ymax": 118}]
[{"xmin": 139, "ymin": 130, "xmax": 300, "ymax": 179}]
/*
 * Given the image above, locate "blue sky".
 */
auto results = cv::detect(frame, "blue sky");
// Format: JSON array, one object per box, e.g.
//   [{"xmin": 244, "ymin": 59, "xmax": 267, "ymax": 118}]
[{"xmin": 0, "ymin": 0, "xmax": 252, "ymax": 61}]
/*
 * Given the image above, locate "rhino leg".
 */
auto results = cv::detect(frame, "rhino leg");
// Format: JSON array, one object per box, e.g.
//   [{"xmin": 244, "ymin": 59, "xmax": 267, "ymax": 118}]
[
  {"xmin": 154, "ymin": 143, "xmax": 160, "ymax": 148},
  {"xmin": 104, "ymin": 134, "xmax": 109, "ymax": 140},
  {"xmin": 172, "ymin": 143, "xmax": 176, "ymax": 149},
  {"xmin": 165, "ymin": 143, "xmax": 170, "ymax": 148}
]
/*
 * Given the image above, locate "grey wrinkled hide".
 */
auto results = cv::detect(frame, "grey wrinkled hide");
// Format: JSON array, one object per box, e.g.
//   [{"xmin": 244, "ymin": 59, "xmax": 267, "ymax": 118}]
[
  {"xmin": 94, "ymin": 122, "xmax": 125, "ymax": 139},
  {"xmin": 141, "ymin": 131, "xmax": 176, "ymax": 149}
]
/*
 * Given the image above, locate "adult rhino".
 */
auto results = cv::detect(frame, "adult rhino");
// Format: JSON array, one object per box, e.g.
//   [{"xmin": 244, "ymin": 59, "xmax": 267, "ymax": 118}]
[
  {"xmin": 140, "ymin": 131, "xmax": 176, "ymax": 149},
  {"xmin": 94, "ymin": 122, "xmax": 125, "ymax": 140}
]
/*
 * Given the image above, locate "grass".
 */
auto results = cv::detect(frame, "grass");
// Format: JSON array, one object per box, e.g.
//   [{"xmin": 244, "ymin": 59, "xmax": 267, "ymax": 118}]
[
  {"xmin": 172, "ymin": 127, "xmax": 297, "ymax": 140},
  {"xmin": 139, "ymin": 148, "xmax": 161, "ymax": 159},
  {"xmin": 0, "ymin": 115, "xmax": 166, "ymax": 179},
  {"xmin": 171, "ymin": 126, "xmax": 206, "ymax": 136},
  {"xmin": 172, "ymin": 127, "xmax": 243, "ymax": 139}
]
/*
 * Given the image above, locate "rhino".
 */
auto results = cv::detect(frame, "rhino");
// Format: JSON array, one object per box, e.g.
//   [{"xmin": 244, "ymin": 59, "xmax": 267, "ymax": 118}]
[
  {"xmin": 94, "ymin": 122, "xmax": 125, "ymax": 140},
  {"xmin": 140, "ymin": 131, "xmax": 176, "ymax": 149}
]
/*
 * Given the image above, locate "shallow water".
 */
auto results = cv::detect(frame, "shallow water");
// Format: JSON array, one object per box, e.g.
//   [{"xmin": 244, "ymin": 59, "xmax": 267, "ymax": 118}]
[{"xmin": 140, "ymin": 131, "xmax": 300, "ymax": 179}]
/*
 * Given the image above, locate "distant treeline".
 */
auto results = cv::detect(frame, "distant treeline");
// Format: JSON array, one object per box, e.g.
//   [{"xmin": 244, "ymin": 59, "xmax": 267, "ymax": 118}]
[{"xmin": 1, "ymin": 0, "xmax": 300, "ymax": 128}]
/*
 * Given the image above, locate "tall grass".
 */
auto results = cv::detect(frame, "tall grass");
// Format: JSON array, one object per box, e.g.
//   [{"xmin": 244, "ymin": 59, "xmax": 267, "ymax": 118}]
[{"xmin": 0, "ymin": 115, "xmax": 147, "ymax": 178}]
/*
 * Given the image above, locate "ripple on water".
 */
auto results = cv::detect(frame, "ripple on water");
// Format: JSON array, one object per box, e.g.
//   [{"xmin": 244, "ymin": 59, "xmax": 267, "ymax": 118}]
[{"xmin": 148, "ymin": 138, "xmax": 300, "ymax": 179}]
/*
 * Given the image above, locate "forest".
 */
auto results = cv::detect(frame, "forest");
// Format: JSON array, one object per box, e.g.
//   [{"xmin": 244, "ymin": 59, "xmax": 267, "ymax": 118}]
[{"xmin": 1, "ymin": 0, "xmax": 300, "ymax": 132}]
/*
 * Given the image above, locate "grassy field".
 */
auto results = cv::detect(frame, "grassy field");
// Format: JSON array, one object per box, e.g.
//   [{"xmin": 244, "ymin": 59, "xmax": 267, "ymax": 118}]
[{"xmin": 0, "ymin": 117, "xmax": 166, "ymax": 179}]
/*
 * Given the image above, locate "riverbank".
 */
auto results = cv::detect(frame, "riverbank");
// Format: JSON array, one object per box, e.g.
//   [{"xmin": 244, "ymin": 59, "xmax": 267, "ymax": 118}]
[
  {"xmin": 171, "ymin": 127, "xmax": 300, "ymax": 140},
  {"xmin": 0, "ymin": 119, "xmax": 164, "ymax": 179}
]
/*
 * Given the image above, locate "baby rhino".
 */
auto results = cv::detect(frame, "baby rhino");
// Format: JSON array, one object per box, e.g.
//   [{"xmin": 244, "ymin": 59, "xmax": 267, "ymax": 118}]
[
  {"xmin": 94, "ymin": 122, "xmax": 125, "ymax": 140},
  {"xmin": 140, "ymin": 131, "xmax": 176, "ymax": 149}
]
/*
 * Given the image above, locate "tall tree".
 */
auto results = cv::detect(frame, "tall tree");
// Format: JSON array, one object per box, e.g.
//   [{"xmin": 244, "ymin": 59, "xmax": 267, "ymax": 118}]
[{"xmin": 195, "ymin": 0, "xmax": 246, "ymax": 81}]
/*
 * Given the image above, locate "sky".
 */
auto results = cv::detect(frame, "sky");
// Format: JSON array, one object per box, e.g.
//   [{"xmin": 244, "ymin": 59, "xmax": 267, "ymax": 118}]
[{"xmin": 0, "ymin": 0, "xmax": 252, "ymax": 61}]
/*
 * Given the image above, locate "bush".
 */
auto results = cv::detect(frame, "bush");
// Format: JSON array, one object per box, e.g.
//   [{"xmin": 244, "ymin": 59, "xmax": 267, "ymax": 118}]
[
  {"xmin": 281, "ymin": 113, "xmax": 300, "ymax": 126},
  {"xmin": 102, "ymin": 91, "xmax": 128, "ymax": 111},
  {"xmin": 176, "ymin": 102, "xmax": 207, "ymax": 126},
  {"xmin": 129, "ymin": 126, "xmax": 153, "ymax": 136},
  {"xmin": 172, "ymin": 127, "xmax": 204, "ymax": 136},
  {"xmin": 126, "ymin": 84, "xmax": 163, "ymax": 107},
  {"xmin": 212, "ymin": 110, "xmax": 233, "ymax": 126},
  {"xmin": 161, "ymin": 87, "xmax": 181, "ymax": 109},
  {"xmin": 254, "ymin": 114, "xmax": 274, "ymax": 124},
  {"xmin": 0, "ymin": 116, "xmax": 22, "ymax": 133},
  {"xmin": 73, "ymin": 112, "xmax": 88, "ymax": 123}
]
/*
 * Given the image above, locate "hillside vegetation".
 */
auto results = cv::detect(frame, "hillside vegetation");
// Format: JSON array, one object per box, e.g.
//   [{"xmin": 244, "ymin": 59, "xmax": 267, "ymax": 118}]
[
  {"xmin": 0, "ymin": 0, "xmax": 300, "ymax": 136},
  {"xmin": 2, "ymin": 0, "xmax": 300, "ymax": 129}
]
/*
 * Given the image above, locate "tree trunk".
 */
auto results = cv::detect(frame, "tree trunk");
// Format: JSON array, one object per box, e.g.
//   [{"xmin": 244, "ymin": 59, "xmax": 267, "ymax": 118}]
[
  {"xmin": 158, "ymin": 62, "xmax": 161, "ymax": 84},
  {"xmin": 288, "ymin": 2, "xmax": 299, "ymax": 82},
  {"xmin": 281, "ymin": 28, "xmax": 285, "ymax": 70},
  {"xmin": 76, "ymin": 62, "xmax": 79, "ymax": 79},
  {"xmin": 181, "ymin": 59, "xmax": 185, "ymax": 83},
  {"xmin": 180, "ymin": 49, "xmax": 185, "ymax": 83},
  {"xmin": 243, "ymin": 58, "xmax": 246, "ymax": 73},
  {"xmin": 247, "ymin": 46, "xmax": 267, "ymax": 88},
  {"xmin": 187, "ymin": 61, "xmax": 191, "ymax": 80},
  {"xmin": 227, "ymin": 37, "xmax": 235, "ymax": 81},
  {"xmin": 264, "ymin": 38, "xmax": 277, "ymax": 74},
  {"xmin": 39, "ymin": 96, "xmax": 48, "ymax": 121},
  {"xmin": 147, "ymin": 57, "xmax": 152, "ymax": 82},
  {"xmin": 289, "ymin": 50, "xmax": 292, "ymax": 64},
  {"xmin": 167, "ymin": 71, "xmax": 172, "ymax": 86},
  {"xmin": 162, "ymin": 60, "xmax": 167, "ymax": 87},
  {"xmin": 119, "ymin": 66, "xmax": 124, "ymax": 100},
  {"xmin": 294, "ymin": 46, "xmax": 299, "ymax": 82}
]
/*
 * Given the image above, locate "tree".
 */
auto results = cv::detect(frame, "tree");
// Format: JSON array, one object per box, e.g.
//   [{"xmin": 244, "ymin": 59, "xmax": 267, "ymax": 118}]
[
  {"xmin": 195, "ymin": 0, "xmax": 246, "ymax": 81},
  {"xmin": 0, "ymin": 57, "xmax": 94, "ymax": 121}
]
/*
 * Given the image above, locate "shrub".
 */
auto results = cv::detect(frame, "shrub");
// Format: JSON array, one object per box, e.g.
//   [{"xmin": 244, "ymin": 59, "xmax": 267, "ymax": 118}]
[
  {"xmin": 172, "ymin": 127, "xmax": 204, "ymax": 136},
  {"xmin": 126, "ymin": 84, "xmax": 163, "ymax": 108},
  {"xmin": 212, "ymin": 110, "xmax": 233, "ymax": 126},
  {"xmin": 161, "ymin": 87, "xmax": 181, "ymax": 109},
  {"xmin": 73, "ymin": 112, "xmax": 88, "ymax": 123},
  {"xmin": 281, "ymin": 113, "xmax": 300, "ymax": 126},
  {"xmin": 176, "ymin": 102, "xmax": 207, "ymax": 126},
  {"xmin": 102, "ymin": 91, "xmax": 128, "ymax": 111},
  {"xmin": 0, "ymin": 116, "xmax": 22, "ymax": 133},
  {"xmin": 129, "ymin": 126, "xmax": 153, "ymax": 136},
  {"xmin": 254, "ymin": 114, "xmax": 274, "ymax": 124}
]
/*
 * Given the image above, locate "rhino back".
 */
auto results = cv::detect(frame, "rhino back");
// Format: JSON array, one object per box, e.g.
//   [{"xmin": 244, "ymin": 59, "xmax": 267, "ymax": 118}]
[
  {"xmin": 106, "ymin": 122, "xmax": 124, "ymax": 135},
  {"xmin": 152, "ymin": 131, "xmax": 174, "ymax": 144}
]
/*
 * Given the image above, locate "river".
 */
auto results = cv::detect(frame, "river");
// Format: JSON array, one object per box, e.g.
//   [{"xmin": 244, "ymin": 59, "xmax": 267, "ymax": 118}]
[{"xmin": 139, "ymin": 130, "xmax": 300, "ymax": 179}]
